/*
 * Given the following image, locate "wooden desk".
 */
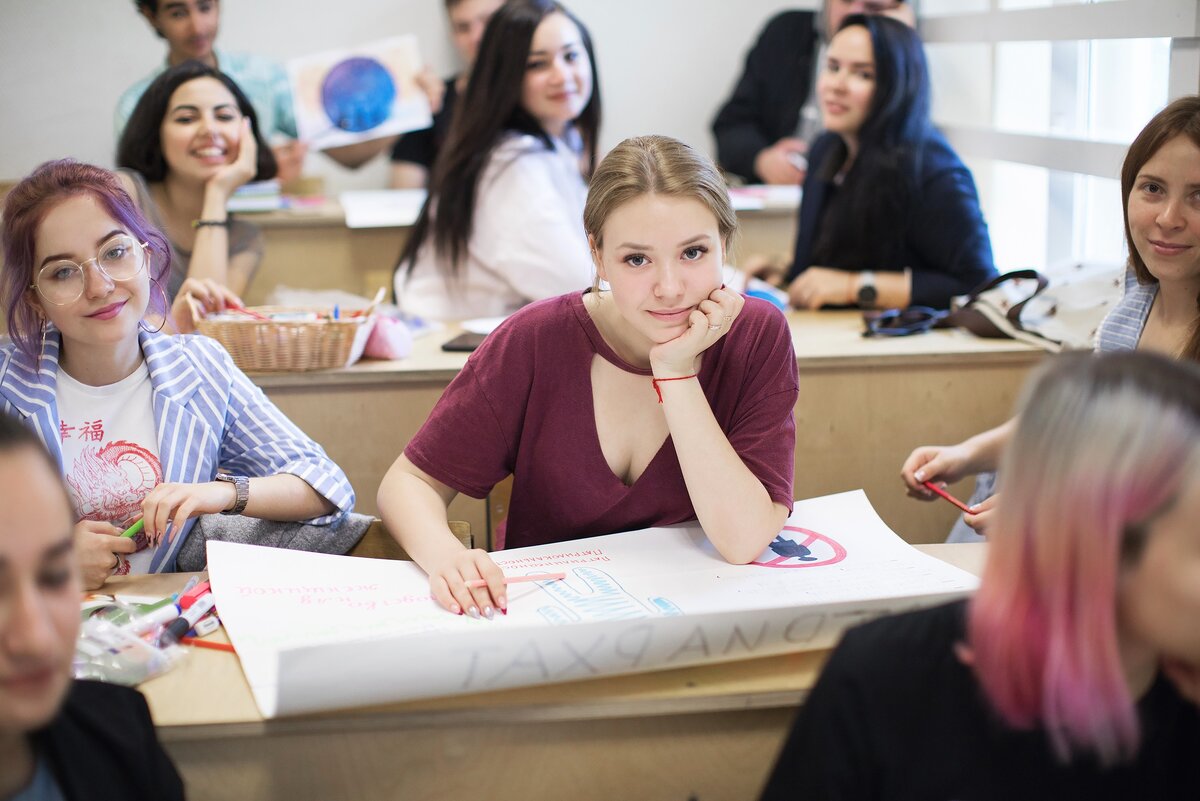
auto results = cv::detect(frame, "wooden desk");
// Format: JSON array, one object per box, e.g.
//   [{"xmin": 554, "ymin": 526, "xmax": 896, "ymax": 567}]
[
  {"xmin": 254, "ymin": 312, "xmax": 1043, "ymax": 544},
  {"xmin": 118, "ymin": 543, "xmax": 984, "ymax": 801},
  {"xmin": 246, "ymin": 201, "xmax": 797, "ymax": 306}
]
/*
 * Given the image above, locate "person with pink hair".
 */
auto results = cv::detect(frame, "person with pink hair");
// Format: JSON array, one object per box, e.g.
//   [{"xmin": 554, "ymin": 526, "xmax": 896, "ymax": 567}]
[{"xmin": 762, "ymin": 350, "xmax": 1200, "ymax": 799}]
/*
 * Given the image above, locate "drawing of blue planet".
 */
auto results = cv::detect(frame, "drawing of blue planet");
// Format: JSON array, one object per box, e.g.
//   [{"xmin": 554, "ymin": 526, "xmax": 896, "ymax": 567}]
[{"xmin": 321, "ymin": 57, "xmax": 397, "ymax": 132}]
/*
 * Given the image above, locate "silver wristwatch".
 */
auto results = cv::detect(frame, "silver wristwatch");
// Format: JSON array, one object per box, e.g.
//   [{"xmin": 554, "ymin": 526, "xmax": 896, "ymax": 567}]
[{"xmin": 215, "ymin": 473, "xmax": 250, "ymax": 515}]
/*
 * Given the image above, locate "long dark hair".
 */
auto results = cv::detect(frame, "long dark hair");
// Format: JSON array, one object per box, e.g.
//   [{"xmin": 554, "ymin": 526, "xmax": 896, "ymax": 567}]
[
  {"xmin": 1120, "ymin": 95, "xmax": 1200, "ymax": 363},
  {"xmin": 811, "ymin": 14, "xmax": 931, "ymax": 272},
  {"xmin": 397, "ymin": 0, "xmax": 601, "ymax": 283},
  {"xmin": 116, "ymin": 60, "xmax": 277, "ymax": 183}
]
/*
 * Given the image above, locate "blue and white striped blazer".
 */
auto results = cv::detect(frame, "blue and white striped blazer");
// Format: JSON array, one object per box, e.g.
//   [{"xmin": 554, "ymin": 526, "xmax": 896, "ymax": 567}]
[
  {"xmin": 1095, "ymin": 267, "xmax": 1156, "ymax": 353},
  {"xmin": 0, "ymin": 329, "xmax": 355, "ymax": 572}
]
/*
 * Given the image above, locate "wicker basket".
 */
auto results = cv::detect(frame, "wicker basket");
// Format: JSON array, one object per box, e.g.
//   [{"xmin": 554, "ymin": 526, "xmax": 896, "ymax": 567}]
[{"xmin": 191, "ymin": 303, "xmax": 376, "ymax": 372}]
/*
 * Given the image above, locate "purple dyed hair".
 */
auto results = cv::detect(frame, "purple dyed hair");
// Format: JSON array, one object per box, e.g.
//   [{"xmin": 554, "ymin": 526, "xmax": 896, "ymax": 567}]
[
  {"xmin": 968, "ymin": 351, "xmax": 1200, "ymax": 765},
  {"xmin": 1, "ymin": 159, "xmax": 172, "ymax": 359}
]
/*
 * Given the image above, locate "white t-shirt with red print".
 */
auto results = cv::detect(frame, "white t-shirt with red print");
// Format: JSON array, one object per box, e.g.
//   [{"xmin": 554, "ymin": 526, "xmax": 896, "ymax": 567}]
[{"xmin": 57, "ymin": 362, "xmax": 161, "ymax": 575}]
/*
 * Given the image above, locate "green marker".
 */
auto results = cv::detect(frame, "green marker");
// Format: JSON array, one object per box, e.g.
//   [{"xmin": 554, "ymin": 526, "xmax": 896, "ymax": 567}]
[{"xmin": 120, "ymin": 519, "xmax": 144, "ymax": 539}]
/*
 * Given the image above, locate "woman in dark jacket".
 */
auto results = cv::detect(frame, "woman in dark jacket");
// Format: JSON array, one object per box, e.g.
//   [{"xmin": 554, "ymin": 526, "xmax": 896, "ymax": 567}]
[
  {"xmin": 786, "ymin": 15, "xmax": 996, "ymax": 311},
  {"xmin": 0, "ymin": 414, "xmax": 183, "ymax": 800}
]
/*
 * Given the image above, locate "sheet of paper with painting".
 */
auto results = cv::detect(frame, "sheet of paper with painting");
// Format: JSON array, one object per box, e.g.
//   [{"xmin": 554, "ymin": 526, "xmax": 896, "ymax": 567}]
[
  {"xmin": 288, "ymin": 36, "xmax": 432, "ymax": 150},
  {"xmin": 207, "ymin": 490, "xmax": 978, "ymax": 718}
]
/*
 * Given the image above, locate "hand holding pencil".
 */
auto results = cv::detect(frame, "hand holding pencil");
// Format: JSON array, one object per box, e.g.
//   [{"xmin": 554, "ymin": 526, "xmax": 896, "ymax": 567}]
[{"xmin": 900, "ymin": 443, "xmax": 975, "ymax": 499}]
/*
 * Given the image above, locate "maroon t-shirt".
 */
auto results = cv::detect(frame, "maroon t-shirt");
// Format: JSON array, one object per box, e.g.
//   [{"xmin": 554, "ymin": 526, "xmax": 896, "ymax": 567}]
[{"xmin": 405, "ymin": 291, "xmax": 799, "ymax": 549}]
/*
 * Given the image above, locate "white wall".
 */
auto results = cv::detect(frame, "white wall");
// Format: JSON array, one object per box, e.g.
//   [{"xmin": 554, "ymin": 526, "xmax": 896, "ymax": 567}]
[{"xmin": 0, "ymin": 0, "xmax": 810, "ymax": 192}]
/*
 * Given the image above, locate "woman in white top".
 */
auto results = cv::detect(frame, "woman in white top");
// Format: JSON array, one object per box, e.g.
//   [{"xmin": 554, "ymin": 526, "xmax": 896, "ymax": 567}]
[{"xmin": 394, "ymin": 0, "xmax": 601, "ymax": 321}]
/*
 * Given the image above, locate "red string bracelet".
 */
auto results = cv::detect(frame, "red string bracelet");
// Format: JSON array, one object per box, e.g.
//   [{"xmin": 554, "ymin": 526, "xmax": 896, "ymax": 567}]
[{"xmin": 651, "ymin": 374, "xmax": 697, "ymax": 403}]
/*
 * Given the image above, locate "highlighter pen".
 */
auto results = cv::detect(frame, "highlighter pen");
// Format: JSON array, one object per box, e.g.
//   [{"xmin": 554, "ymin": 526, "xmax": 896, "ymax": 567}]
[
  {"xmin": 176, "ymin": 575, "xmax": 201, "ymax": 600},
  {"xmin": 158, "ymin": 594, "xmax": 217, "ymax": 647},
  {"xmin": 922, "ymin": 481, "xmax": 975, "ymax": 515},
  {"xmin": 120, "ymin": 602, "xmax": 180, "ymax": 637},
  {"xmin": 463, "ymin": 572, "xmax": 566, "ymax": 589},
  {"xmin": 120, "ymin": 519, "xmax": 144, "ymax": 539}
]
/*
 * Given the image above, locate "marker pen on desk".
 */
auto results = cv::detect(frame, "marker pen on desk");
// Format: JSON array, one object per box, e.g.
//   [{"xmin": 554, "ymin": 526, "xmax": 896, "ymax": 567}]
[
  {"xmin": 158, "ymin": 594, "xmax": 217, "ymax": 647},
  {"xmin": 179, "ymin": 580, "xmax": 212, "ymax": 610},
  {"xmin": 176, "ymin": 575, "xmax": 201, "ymax": 600},
  {"xmin": 121, "ymin": 602, "xmax": 180, "ymax": 637},
  {"xmin": 192, "ymin": 614, "xmax": 221, "ymax": 638},
  {"xmin": 922, "ymin": 481, "xmax": 975, "ymax": 515}
]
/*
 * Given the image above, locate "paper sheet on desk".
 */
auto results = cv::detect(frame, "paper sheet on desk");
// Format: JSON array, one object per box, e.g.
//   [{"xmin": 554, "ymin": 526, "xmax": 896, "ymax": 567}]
[
  {"xmin": 340, "ymin": 190, "xmax": 427, "ymax": 228},
  {"xmin": 207, "ymin": 490, "xmax": 978, "ymax": 718},
  {"xmin": 729, "ymin": 184, "xmax": 802, "ymax": 211}
]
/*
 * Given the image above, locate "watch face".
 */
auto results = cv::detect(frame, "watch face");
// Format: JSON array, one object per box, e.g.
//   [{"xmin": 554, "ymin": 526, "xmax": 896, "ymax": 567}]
[{"xmin": 858, "ymin": 285, "xmax": 878, "ymax": 305}]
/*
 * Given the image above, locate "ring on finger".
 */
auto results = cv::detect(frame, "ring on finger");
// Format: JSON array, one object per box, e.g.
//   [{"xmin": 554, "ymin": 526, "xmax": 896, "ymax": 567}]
[{"xmin": 707, "ymin": 323, "xmax": 722, "ymax": 331}]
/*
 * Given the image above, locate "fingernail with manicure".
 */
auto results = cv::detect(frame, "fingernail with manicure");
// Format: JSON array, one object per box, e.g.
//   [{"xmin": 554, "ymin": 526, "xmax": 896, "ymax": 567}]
[
  {"xmin": 468, "ymin": 606, "xmax": 480, "ymax": 619},
  {"xmin": 484, "ymin": 606, "xmax": 494, "ymax": 620}
]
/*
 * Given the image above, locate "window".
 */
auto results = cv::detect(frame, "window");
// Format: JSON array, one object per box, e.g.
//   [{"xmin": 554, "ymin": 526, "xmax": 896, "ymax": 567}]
[{"xmin": 919, "ymin": 0, "xmax": 1197, "ymax": 274}]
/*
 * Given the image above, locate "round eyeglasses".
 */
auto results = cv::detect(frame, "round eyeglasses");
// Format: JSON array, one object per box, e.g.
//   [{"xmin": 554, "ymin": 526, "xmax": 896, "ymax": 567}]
[{"xmin": 31, "ymin": 235, "xmax": 149, "ymax": 306}]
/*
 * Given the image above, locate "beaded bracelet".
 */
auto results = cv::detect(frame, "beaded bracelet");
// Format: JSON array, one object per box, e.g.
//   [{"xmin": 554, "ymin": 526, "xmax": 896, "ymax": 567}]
[
  {"xmin": 192, "ymin": 218, "xmax": 230, "ymax": 229},
  {"xmin": 651, "ymin": 374, "xmax": 698, "ymax": 403}
]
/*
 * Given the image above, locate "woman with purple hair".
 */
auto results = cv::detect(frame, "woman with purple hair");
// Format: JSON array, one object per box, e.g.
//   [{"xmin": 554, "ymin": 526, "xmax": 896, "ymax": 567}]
[
  {"xmin": 0, "ymin": 160, "xmax": 354, "ymax": 590},
  {"xmin": 762, "ymin": 351, "xmax": 1200, "ymax": 799}
]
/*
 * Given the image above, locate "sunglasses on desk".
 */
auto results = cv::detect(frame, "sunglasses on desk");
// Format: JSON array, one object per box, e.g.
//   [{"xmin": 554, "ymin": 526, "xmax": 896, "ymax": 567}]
[{"xmin": 862, "ymin": 306, "xmax": 948, "ymax": 337}]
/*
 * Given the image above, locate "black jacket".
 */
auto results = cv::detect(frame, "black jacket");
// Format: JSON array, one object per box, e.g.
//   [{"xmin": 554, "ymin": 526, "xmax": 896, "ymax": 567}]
[
  {"xmin": 711, "ymin": 10, "xmax": 819, "ymax": 183},
  {"xmin": 789, "ymin": 130, "xmax": 997, "ymax": 308},
  {"xmin": 30, "ymin": 680, "xmax": 184, "ymax": 801}
]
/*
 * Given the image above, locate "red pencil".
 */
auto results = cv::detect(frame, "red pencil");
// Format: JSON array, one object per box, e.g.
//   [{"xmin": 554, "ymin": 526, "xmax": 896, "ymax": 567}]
[
  {"xmin": 464, "ymin": 572, "xmax": 565, "ymax": 589},
  {"xmin": 922, "ymin": 481, "xmax": 975, "ymax": 514},
  {"xmin": 180, "ymin": 636, "xmax": 237, "ymax": 654}
]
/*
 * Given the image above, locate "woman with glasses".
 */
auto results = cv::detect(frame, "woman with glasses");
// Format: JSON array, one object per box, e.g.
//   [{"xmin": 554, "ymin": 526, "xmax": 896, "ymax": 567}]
[
  {"xmin": 117, "ymin": 60, "xmax": 275, "ymax": 304},
  {"xmin": 0, "ymin": 159, "xmax": 354, "ymax": 590},
  {"xmin": 784, "ymin": 15, "xmax": 996, "ymax": 311},
  {"xmin": 0, "ymin": 414, "xmax": 184, "ymax": 800},
  {"xmin": 763, "ymin": 352, "xmax": 1200, "ymax": 799}
]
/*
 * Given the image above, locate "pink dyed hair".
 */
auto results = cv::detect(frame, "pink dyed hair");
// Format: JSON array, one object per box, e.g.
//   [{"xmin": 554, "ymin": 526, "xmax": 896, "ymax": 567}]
[
  {"xmin": 968, "ymin": 351, "xmax": 1200, "ymax": 764},
  {"xmin": 1, "ymin": 159, "xmax": 172, "ymax": 359}
]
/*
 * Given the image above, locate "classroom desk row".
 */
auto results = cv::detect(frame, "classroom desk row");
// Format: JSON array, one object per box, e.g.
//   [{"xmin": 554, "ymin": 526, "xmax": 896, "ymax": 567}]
[
  {"xmin": 118, "ymin": 542, "xmax": 985, "ymax": 801},
  {"xmin": 253, "ymin": 311, "xmax": 1044, "ymax": 545},
  {"xmin": 245, "ymin": 197, "xmax": 800, "ymax": 305}
]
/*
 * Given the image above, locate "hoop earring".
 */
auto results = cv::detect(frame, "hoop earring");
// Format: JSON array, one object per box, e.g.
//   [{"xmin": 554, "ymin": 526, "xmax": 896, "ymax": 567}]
[
  {"xmin": 139, "ymin": 279, "xmax": 169, "ymax": 335},
  {"xmin": 40, "ymin": 319, "xmax": 48, "ymax": 362}
]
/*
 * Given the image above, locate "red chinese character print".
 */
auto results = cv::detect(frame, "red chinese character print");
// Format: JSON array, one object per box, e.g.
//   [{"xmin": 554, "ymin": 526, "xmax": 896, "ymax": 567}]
[
  {"xmin": 59, "ymin": 420, "xmax": 75, "ymax": 441},
  {"xmin": 79, "ymin": 419, "xmax": 104, "ymax": 442}
]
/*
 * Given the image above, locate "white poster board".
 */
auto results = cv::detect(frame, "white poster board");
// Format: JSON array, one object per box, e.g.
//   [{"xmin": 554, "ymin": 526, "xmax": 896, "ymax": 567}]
[
  {"xmin": 207, "ymin": 491, "xmax": 978, "ymax": 718},
  {"xmin": 287, "ymin": 36, "xmax": 433, "ymax": 150}
]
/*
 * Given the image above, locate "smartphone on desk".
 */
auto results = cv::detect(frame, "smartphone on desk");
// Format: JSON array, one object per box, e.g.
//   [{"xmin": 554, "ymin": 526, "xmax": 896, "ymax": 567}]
[{"xmin": 441, "ymin": 332, "xmax": 488, "ymax": 352}]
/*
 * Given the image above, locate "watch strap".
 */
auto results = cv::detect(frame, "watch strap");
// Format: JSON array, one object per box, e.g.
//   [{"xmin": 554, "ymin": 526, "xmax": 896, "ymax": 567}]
[{"xmin": 216, "ymin": 474, "xmax": 250, "ymax": 515}]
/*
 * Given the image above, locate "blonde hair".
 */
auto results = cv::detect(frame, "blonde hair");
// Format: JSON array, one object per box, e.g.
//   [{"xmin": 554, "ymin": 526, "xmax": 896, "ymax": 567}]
[{"xmin": 583, "ymin": 135, "xmax": 738, "ymax": 252}]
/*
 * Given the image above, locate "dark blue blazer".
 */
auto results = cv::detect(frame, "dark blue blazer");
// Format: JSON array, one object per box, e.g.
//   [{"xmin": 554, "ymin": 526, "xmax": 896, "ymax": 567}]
[{"xmin": 789, "ymin": 129, "xmax": 997, "ymax": 309}]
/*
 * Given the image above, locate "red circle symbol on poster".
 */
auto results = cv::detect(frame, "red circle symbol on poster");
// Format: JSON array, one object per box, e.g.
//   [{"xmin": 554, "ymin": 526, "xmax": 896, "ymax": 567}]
[{"xmin": 753, "ymin": 526, "xmax": 847, "ymax": 569}]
